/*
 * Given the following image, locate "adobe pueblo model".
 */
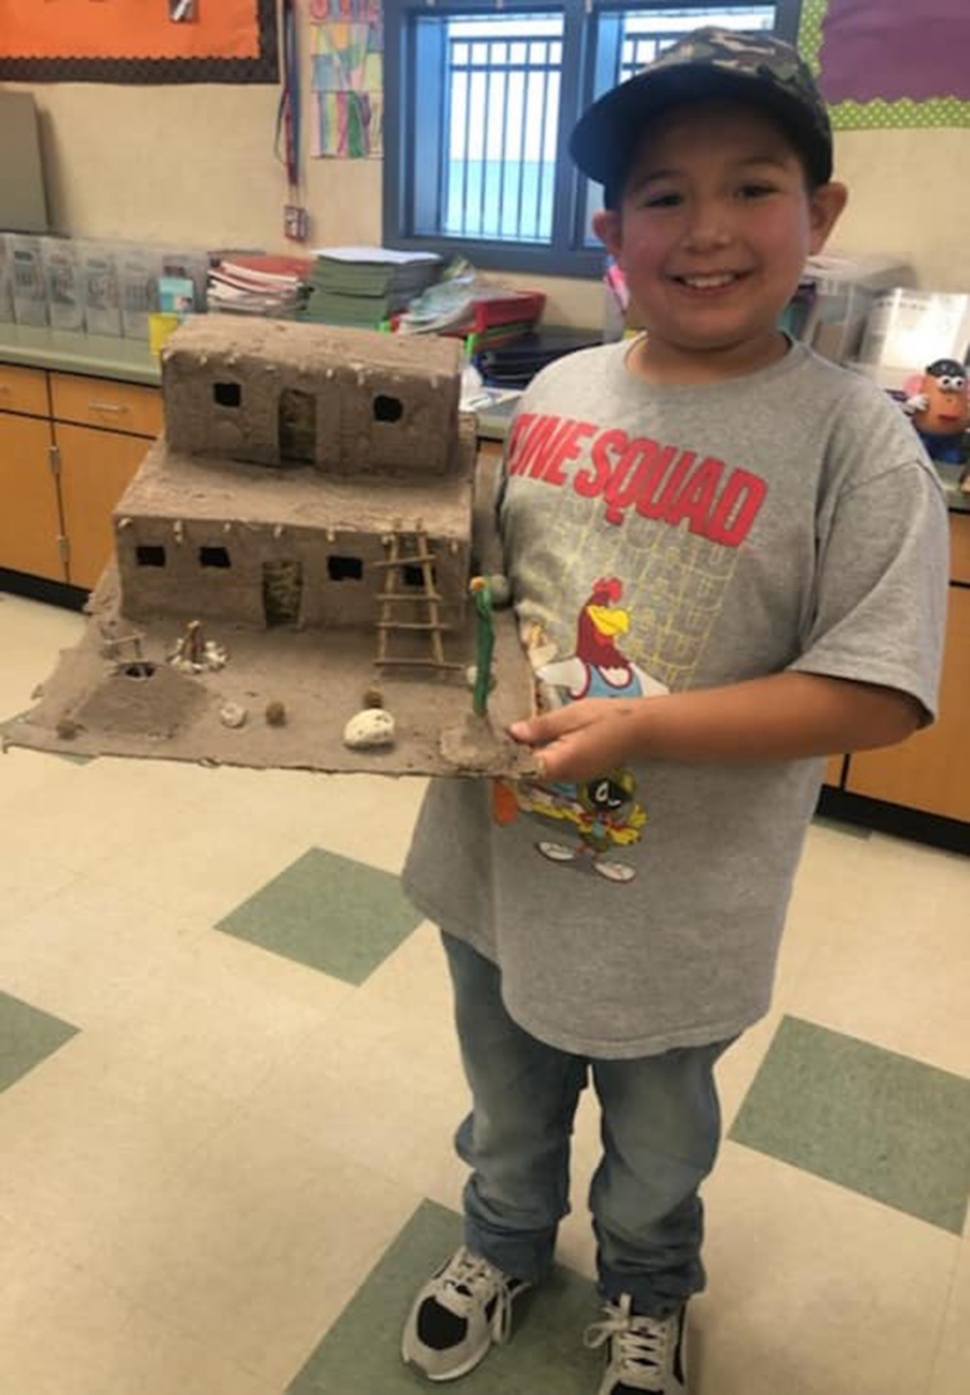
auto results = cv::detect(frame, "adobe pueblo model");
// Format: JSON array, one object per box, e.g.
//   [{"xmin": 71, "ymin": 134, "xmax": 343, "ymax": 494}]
[{"xmin": 5, "ymin": 319, "xmax": 535, "ymax": 777}]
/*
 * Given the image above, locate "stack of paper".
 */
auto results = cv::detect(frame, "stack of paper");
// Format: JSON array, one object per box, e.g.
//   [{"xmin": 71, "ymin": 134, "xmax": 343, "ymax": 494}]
[
  {"xmin": 207, "ymin": 254, "xmax": 312, "ymax": 318},
  {"xmin": 304, "ymin": 246, "xmax": 441, "ymax": 328}
]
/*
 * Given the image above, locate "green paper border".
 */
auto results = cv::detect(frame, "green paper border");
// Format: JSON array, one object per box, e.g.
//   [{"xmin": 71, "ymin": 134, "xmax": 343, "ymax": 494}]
[{"xmin": 799, "ymin": 0, "xmax": 970, "ymax": 130}]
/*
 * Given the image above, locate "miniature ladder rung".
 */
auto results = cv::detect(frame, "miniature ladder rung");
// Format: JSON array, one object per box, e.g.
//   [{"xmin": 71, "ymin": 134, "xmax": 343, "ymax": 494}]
[
  {"xmin": 376, "ymin": 620, "xmax": 453, "ymax": 632},
  {"xmin": 377, "ymin": 657, "xmax": 465, "ymax": 670},
  {"xmin": 376, "ymin": 525, "xmax": 448, "ymax": 670},
  {"xmin": 370, "ymin": 553, "xmax": 437, "ymax": 570},
  {"xmin": 377, "ymin": 589, "xmax": 445, "ymax": 603}
]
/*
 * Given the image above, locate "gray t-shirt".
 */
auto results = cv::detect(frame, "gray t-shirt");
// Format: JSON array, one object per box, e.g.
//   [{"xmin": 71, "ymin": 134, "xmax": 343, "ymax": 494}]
[{"xmin": 402, "ymin": 340, "xmax": 949, "ymax": 1058}]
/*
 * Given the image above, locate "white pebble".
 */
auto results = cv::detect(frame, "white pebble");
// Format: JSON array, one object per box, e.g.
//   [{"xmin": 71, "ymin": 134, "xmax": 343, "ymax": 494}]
[
  {"xmin": 343, "ymin": 707, "xmax": 396, "ymax": 750},
  {"xmin": 219, "ymin": 702, "xmax": 247, "ymax": 728}
]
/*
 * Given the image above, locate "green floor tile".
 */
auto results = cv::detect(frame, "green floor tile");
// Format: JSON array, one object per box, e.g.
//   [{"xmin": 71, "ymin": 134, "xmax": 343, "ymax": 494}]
[
  {"xmin": 216, "ymin": 847, "xmax": 423, "ymax": 985},
  {"xmin": 287, "ymin": 1199, "xmax": 603, "ymax": 1394},
  {"xmin": 730, "ymin": 1015, "xmax": 970, "ymax": 1234},
  {"xmin": 0, "ymin": 990, "xmax": 78, "ymax": 1093}
]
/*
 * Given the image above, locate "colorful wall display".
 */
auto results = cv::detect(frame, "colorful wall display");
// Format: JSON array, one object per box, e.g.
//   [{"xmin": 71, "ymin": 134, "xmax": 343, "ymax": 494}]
[
  {"xmin": 0, "ymin": 0, "xmax": 278, "ymax": 83},
  {"xmin": 800, "ymin": 0, "xmax": 970, "ymax": 129},
  {"xmin": 310, "ymin": 0, "xmax": 384, "ymax": 158}
]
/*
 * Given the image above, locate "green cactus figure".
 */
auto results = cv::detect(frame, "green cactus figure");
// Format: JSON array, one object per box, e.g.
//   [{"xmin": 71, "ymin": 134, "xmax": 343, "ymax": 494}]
[{"xmin": 469, "ymin": 576, "xmax": 495, "ymax": 717}]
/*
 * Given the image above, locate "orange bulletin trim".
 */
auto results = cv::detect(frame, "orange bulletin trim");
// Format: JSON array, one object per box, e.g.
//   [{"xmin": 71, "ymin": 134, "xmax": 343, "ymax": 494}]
[
  {"xmin": 0, "ymin": 0, "xmax": 277, "ymax": 83},
  {"xmin": 1, "ymin": 0, "xmax": 260, "ymax": 61}
]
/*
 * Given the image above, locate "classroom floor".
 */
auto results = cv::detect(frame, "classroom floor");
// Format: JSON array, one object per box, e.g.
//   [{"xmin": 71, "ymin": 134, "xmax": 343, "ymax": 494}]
[{"xmin": 1, "ymin": 589, "xmax": 968, "ymax": 1395}]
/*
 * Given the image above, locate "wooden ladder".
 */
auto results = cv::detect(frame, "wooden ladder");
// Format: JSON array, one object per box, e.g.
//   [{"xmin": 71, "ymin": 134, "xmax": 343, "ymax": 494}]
[{"xmin": 373, "ymin": 519, "xmax": 461, "ymax": 672}]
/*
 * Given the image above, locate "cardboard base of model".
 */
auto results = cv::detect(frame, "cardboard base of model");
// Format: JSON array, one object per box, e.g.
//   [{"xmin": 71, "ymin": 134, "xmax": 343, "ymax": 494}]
[{"xmin": 4, "ymin": 561, "xmax": 538, "ymax": 778}]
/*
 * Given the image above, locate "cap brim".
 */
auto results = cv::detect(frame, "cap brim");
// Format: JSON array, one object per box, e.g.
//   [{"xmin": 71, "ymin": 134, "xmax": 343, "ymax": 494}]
[{"xmin": 569, "ymin": 65, "xmax": 832, "ymax": 197}]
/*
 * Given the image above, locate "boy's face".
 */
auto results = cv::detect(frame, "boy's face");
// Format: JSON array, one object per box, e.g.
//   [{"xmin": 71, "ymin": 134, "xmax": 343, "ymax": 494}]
[{"xmin": 593, "ymin": 101, "xmax": 847, "ymax": 372}]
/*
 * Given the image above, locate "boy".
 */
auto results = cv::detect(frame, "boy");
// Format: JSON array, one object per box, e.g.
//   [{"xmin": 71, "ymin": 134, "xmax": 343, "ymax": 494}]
[{"xmin": 401, "ymin": 28, "xmax": 948, "ymax": 1395}]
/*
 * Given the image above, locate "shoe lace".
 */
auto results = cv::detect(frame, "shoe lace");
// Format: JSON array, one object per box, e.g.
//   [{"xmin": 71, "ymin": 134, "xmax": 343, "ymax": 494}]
[
  {"xmin": 437, "ymin": 1247, "xmax": 517, "ymax": 1343},
  {"xmin": 584, "ymin": 1295, "xmax": 670, "ymax": 1390}
]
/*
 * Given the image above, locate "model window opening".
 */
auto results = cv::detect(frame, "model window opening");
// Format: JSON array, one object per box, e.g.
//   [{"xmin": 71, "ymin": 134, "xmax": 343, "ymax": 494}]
[
  {"xmin": 328, "ymin": 555, "xmax": 364, "ymax": 581},
  {"xmin": 199, "ymin": 546, "xmax": 232, "ymax": 569},
  {"xmin": 374, "ymin": 394, "xmax": 404, "ymax": 423},
  {"xmin": 214, "ymin": 381, "xmax": 242, "ymax": 408},
  {"xmin": 136, "ymin": 545, "xmax": 166, "ymax": 567}
]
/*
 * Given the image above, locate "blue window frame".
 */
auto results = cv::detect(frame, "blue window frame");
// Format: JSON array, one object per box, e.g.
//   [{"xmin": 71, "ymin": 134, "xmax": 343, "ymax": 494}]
[{"xmin": 383, "ymin": 0, "xmax": 803, "ymax": 277}]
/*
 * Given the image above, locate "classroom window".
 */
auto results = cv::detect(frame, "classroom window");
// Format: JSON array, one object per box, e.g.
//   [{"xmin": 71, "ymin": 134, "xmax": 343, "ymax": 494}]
[{"xmin": 383, "ymin": 0, "xmax": 802, "ymax": 277}]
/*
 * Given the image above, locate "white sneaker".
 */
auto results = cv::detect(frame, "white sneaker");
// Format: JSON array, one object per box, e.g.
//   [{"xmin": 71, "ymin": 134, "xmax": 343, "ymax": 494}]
[
  {"xmin": 401, "ymin": 1245, "xmax": 532, "ymax": 1382},
  {"xmin": 584, "ymin": 1295, "xmax": 688, "ymax": 1394},
  {"xmin": 536, "ymin": 840, "xmax": 578, "ymax": 863}
]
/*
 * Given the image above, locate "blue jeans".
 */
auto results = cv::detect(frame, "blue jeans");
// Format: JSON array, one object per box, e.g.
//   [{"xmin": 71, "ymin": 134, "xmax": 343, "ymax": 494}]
[{"xmin": 443, "ymin": 932, "xmax": 734, "ymax": 1318}]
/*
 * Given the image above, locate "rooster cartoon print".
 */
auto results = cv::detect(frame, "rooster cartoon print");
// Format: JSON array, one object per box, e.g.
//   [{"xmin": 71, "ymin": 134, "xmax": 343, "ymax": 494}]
[{"xmin": 493, "ymin": 577, "xmax": 667, "ymax": 884}]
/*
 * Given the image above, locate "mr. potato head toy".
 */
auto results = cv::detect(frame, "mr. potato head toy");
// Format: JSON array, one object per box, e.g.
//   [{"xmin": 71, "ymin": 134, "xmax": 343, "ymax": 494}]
[{"xmin": 902, "ymin": 357, "xmax": 970, "ymax": 464}]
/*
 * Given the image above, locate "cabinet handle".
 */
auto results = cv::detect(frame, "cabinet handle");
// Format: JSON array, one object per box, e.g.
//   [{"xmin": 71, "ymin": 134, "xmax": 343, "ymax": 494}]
[{"xmin": 88, "ymin": 400, "xmax": 128, "ymax": 415}]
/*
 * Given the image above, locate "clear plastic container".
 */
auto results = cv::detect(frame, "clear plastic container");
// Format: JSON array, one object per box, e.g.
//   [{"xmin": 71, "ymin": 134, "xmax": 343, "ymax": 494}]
[
  {"xmin": 42, "ymin": 236, "xmax": 84, "ymax": 332},
  {"xmin": 78, "ymin": 239, "xmax": 122, "ymax": 337}
]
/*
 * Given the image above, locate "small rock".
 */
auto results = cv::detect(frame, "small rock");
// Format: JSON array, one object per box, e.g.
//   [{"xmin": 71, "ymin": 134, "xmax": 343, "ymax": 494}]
[
  {"xmin": 219, "ymin": 702, "xmax": 247, "ymax": 729},
  {"xmin": 56, "ymin": 715, "xmax": 80, "ymax": 740},
  {"xmin": 343, "ymin": 707, "xmax": 396, "ymax": 750},
  {"xmin": 363, "ymin": 685, "xmax": 384, "ymax": 709},
  {"xmin": 265, "ymin": 700, "xmax": 286, "ymax": 727}
]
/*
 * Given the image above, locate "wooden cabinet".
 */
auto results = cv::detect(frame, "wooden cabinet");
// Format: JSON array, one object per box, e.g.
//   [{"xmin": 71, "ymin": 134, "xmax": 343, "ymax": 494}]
[
  {"xmin": 55, "ymin": 423, "xmax": 151, "ymax": 589},
  {"xmin": 844, "ymin": 585, "xmax": 970, "ymax": 822},
  {"xmin": 0, "ymin": 363, "xmax": 159, "ymax": 590},
  {"xmin": 0, "ymin": 362, "xmax": 49, "ymax": 417},
  {"xmin": 0, "ymin": 411, "xmax": 64, "ymax": 581},
  {"xmin": 833, "ymin": 513, "xmax": 969, "ymax": 824},
  {"xmin": 50, "ymin": 373, "xmax": 163, "ymax": 439},
  {"xmin": 951, "ymin": 513, "xmax": 970, "ymax": 585},
  {"xmin": 823, "ymin": 754, "xmax": 845, "ymax": 788}
]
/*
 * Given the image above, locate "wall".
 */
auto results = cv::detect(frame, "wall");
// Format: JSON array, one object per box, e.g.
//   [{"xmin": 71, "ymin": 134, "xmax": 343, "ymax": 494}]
[{"xmin": 3, "ymin": 9, "xmax": 968, "ymax": 329}]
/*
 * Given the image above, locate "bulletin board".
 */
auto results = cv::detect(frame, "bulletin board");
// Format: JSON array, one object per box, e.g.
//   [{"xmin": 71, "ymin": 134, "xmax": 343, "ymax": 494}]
[
  {"xmin": 0, "ymin": 0, "xmax": 278, "ymax": 84},
  {"xmin": 800, "ymin": 0, "xmax": 970, "ymax": 129}
]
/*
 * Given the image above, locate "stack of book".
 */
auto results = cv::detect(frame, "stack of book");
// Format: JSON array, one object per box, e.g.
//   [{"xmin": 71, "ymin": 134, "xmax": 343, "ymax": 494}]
[
  {"xmin": 207, "ymin": 254, "xmax": 312, "ymax": 318},
  {"xmin": 304, "ymin": 247, "xmax": 441, "ymax": 328}
]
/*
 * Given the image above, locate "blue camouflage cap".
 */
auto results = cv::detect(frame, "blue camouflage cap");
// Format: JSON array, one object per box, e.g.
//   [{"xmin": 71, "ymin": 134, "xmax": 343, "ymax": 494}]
[{"xmin": 569, "ymin": 27, "xmax": 833, "ymax": 205}]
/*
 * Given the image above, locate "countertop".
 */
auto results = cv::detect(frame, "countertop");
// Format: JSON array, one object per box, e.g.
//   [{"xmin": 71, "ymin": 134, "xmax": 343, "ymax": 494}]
[{"xmin": 0, "ymin": 325, "xmax": 160, "ymax": 385}]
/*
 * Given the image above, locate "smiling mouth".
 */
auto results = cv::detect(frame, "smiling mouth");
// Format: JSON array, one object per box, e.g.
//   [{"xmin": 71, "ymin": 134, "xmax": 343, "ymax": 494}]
[{"xmin": 672, "ymin": 272, "xmax": 747, "ymax": 290}]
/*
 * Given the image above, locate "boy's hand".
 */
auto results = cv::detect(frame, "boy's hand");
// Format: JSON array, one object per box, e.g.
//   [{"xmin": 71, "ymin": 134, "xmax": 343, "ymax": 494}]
[{"xmin": 509, "ymin": 698, "xmax": 646, "ymax": 782}]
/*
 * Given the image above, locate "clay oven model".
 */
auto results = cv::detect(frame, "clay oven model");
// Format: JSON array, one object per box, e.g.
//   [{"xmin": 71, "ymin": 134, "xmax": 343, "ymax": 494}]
[{"xmin": 114, "ymin": 318, "xmax": 475, "ymax": 644}]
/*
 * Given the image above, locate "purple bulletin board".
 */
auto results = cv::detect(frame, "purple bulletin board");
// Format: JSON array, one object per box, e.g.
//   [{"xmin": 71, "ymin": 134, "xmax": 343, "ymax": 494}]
[{"xmin": 799, "ymin": 0, "xmax": 970, "ymax": 128}]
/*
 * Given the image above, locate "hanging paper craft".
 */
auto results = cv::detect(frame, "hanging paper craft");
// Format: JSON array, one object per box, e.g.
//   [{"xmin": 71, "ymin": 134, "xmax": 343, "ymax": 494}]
[
  {"xmin": 800, "ymin": 0, "xmax": 970, "ymax": 130},
  {"xmin": 311, "ymin": 4, "xmax": 384, "ymax": 158}
]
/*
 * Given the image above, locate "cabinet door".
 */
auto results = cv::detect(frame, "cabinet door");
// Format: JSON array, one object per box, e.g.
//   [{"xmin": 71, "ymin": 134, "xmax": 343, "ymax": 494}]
[
  {"xmin": 845, "ymin": 586, "xmax": 970, "ymax": 822},
  {"xmin": 0, "ymin": 412, "xmax": 64, "ymax": 581},
  {"xmin": 952, "ymin": 514, "xmax": 970, "ymax": 586},
  {"xmin": 823, "ymin": 754, "xmax": 845, "ymax": 788},
  {"xmin": 55, "ymin": 423, "xmax": 150, "ymax": 589}
]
